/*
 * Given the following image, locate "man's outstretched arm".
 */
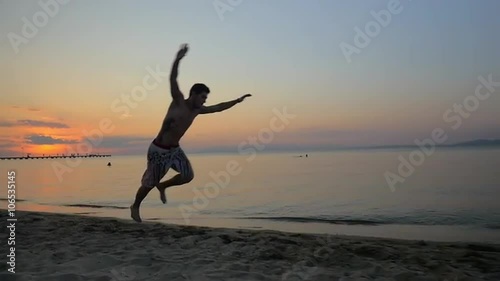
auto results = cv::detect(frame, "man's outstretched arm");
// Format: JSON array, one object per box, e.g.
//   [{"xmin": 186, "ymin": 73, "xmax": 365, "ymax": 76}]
[
  {"xmin": 200, "ymin": 94, "xmax": 252, "ymax": 114},
  {"xmin": 170, "ymin": 44, "xmax": 189, "ymax": 102}
]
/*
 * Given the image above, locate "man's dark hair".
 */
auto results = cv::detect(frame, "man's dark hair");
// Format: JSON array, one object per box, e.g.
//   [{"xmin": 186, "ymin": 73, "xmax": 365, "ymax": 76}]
[{"xmin": 189, "ymin": 83, "xmax": 210, "ymax": 97}]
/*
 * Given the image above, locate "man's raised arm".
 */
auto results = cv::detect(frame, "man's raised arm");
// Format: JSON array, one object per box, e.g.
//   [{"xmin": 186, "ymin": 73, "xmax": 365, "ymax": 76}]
[
  {"xmin": 200, "ymin": 94, "xmax": 252, "ymax": 114},
  {"xmin": 170, "ymin": 44, "xmax": 189, "ymax": 102}
]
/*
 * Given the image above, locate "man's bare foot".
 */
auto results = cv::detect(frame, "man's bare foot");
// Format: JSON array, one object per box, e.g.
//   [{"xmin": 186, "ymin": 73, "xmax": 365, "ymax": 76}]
[
  {"xmin": 130, "ymin": 205, "xmax": 142, "ymax": 222},
  {"xmin": 159, "ymin": 187, "xmax": 167, "ymax": 204}
]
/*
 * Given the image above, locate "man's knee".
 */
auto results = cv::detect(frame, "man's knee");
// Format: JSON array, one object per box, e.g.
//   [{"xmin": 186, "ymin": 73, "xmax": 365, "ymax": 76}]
[{"xmin": 182, "ymin": 171, "xmax": 194, "ymax": 183}]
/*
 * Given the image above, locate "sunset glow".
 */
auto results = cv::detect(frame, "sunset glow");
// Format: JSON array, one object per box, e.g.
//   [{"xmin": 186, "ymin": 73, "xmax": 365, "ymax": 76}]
[{"xmin": 1, "ymin": 1, "xmax": 500, "ymax": 156}]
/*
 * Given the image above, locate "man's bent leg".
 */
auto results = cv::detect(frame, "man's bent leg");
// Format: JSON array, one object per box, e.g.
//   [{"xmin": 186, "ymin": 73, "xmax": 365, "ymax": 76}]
[
  {"xmin": 157, "ymin": 173, "xmax": 193, "ymax": 204},
  {"xmin": 158, "ymin": 148, "xmax": 194, "ymax": 204}
]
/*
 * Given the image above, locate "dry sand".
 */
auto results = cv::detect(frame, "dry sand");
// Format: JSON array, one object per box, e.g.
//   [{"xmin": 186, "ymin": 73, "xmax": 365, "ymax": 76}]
[{"xmin": 1, "ymin": 210, "xmax": 500, "ymax": 281}]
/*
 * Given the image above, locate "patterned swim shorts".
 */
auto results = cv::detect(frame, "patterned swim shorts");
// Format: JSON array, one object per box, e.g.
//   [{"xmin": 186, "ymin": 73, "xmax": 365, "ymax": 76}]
[{"xmin": 140, "ymin": 140, "xmax": 193, "ymax": 188}]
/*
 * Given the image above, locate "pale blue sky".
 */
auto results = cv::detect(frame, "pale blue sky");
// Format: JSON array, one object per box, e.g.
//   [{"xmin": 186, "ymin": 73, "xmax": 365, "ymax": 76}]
[{"xmin": 1, "ymin": 0, "xmax": 499, "ymax": 154}]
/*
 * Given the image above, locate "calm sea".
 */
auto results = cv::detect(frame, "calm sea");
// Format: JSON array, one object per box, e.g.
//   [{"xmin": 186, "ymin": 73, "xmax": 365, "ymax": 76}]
[{"xmin": 1, "ymin": 148, "xmax": 500, "ymax": 243}]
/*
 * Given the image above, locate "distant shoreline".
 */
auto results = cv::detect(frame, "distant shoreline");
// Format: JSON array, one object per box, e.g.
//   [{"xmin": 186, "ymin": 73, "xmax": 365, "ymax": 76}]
[
  {"xmin": 1, "ymin": 139, "xmax": 499, "ymax": 157},
  {"xmin": 172, "ymin": 142, "xmax": 500, "ymax": 155}
]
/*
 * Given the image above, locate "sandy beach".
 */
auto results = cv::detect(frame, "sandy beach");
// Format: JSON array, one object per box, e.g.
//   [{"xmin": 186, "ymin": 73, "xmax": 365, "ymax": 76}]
[{"xmin": 0, "ymin": 210, "xmax": 499, "ymax": 281}]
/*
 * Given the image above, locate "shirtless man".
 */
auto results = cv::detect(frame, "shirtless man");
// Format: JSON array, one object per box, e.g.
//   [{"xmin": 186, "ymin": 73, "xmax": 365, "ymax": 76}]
[{"xmin": 130, "ymin": 44, "xmax": 251, "ymax": 222}]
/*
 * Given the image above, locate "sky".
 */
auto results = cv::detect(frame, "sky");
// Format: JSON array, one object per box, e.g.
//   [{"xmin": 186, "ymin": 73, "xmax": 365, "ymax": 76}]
[{"xmin": 1, "ymin": 0, "xmax": 499, "ymax": 156}]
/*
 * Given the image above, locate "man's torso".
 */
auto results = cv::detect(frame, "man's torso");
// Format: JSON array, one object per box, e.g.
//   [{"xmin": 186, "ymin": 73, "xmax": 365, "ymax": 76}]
[{"xmin": 155, "ymin": 100, "xmax": 199, "ymax": 146}]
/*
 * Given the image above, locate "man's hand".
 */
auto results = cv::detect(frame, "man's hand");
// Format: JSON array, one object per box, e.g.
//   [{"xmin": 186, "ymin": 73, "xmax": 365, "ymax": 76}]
[
  {"xmin": 176, "ymin": 44, "xmax": 189, "ymax": 60},
  {"xmin": 237, "ymin": 94, "xmax": 252, "ymax": 103}
]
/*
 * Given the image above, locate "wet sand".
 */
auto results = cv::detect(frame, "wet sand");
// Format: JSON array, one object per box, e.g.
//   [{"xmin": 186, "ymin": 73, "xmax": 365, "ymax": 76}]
[{"xmin": 2, "ymin": 210, "xmax": 500, "ymax": 281}]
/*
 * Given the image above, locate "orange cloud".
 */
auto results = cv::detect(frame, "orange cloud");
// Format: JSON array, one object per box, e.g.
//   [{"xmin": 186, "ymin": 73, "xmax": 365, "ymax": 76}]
[
  {"xmin": 0, "ymin": 119, "xmax": 69, "ymax": 128},
  {"xmin": 3, "ymin": 106, "xmax": 42, "ymax": 112}
]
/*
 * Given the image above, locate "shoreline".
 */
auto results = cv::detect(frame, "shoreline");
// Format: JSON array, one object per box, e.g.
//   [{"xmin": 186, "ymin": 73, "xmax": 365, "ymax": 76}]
[
  {"xmin": 2, "ymin": 210, "xmax": 500, "ymax": 280},
  {"xmin": 7, "ymin": 203, "xmax": 500, "ymax": 245}
]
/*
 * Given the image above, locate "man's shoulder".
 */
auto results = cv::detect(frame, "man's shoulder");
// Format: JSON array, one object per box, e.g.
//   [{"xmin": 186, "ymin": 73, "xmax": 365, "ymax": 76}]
[{"xmin": 168, "ymin": 98, "xmax": 188, "ymax": 108}]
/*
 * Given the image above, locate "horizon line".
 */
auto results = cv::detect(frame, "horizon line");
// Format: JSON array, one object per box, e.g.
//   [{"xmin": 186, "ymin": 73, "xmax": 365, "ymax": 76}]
[{"xmin": 1, "ymin": 138, "xmax": 499, "ymax": 158}]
